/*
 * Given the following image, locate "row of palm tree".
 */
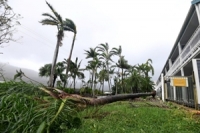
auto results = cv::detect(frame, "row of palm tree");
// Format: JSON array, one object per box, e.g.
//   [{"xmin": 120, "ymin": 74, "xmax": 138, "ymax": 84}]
[
  {"xmin": 39, "ymin": 2, "xmax": 155, "ymax": 95},
  {"xmin": 83, "ymin": 43, "xmax": 155, "ymax": 95}
]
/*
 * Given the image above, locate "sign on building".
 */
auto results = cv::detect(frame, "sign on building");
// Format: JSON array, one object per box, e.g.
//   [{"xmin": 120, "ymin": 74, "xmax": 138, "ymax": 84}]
[{"xmin": 170, "ymin": 77, "xmax": 188, "ymax": 87}]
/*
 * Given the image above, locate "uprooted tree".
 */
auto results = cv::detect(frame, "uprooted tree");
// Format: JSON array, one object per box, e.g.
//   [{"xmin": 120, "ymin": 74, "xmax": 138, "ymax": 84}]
[{"xmin": 0, "ymin": 0, "xmax": 21, "ymax": 47}]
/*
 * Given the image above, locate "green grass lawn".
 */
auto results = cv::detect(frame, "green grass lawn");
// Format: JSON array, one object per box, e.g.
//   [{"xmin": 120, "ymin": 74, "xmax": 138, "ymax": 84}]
[{"xmin": 68, "ymin": 101, "xmax": 200, "ymax": 133}]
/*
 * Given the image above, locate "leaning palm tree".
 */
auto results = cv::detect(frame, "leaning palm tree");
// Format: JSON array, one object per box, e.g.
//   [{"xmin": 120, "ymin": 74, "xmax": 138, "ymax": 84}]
[
  {"xmin": 97, "ymin": 43, "xmax": 113, "ymax": 91},
  {"xmin": 63, "ymin": 19, "xmax": 77, "ymax": 88},
  {"xmin": 40, "ymin": 2, "xmax": 75, "ymax": 87}
]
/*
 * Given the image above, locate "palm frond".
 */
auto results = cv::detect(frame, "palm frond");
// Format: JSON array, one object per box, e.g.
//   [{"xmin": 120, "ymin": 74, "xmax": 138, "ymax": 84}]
[
  {"xmin": 45, "ymin": 1, "xmax": 63, "ymax": 24},
  {"xmin": 40, "ymin": 19, "xmax": 58, "ymax": 25},
  {"xmin": 78, "ymin": 60, "xmax": 82, "ymax": 69},
  {"xmin": 42, "ymin": 13, "xmax": 57, "ymax": 21},
  {"xmin": 63, "ymin": 18, "xmax": 77, "ymax": 33}
]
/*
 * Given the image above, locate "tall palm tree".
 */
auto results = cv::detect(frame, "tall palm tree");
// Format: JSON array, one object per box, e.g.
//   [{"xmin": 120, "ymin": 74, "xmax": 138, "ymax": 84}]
[
  {"xmin": 116, "ymin": 56, "xmax": 130, "ymax": 93},
  {"xmin": 40, "ymin": 2, "xmax": 75, "ymax": 87},
  {"xmin": 84, "ymin": 47, "xmax": 99, "ymax": 88},
  {"xmin": 63, "ymin": 19, "xmax": 77, "ymax": 88},
  {"xmin": 68, "ymin": 57, "xmax": 85, "ymax": 90},
  {"xmin": 97, "ymin": 43, "xmax": 113, "ymax": 91},
  {"xmin": 98, "ymin": 63, "xmax": 108, "ymax": 94},
  {"xmin": 39, "ymin": 62, "xmax": 65, "ymax": 87},
  {"xmin": 110, "ymin": 45, "xmax": 122, "ymax": 92},
  {"xmin": 86, "ymin": 57, "xmax": 101, "ymax": 96}
]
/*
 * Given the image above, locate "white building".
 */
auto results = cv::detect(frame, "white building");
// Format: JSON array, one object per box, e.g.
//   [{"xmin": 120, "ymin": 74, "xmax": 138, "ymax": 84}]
[{"xmin": 156, "ymin": 0, "xmax": 200, "ymax": 109}]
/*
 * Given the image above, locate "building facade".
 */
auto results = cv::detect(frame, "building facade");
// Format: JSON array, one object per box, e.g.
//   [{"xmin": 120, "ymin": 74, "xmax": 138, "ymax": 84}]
[{"xmin": 156, "ymin": 0, "xmax": 200, "ymax": 109}]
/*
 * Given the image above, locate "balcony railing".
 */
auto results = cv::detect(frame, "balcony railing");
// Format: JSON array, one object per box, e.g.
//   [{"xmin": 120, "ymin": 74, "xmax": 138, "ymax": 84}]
[
  {"xmin": 181, "ymin": 26, "xmax": 200, "ymax": 62},
  {"xmin": 166, "ymin": 26, "xmax": 200, "ymax": 76},
  {"xmin": 168, "ymin": 56, "xmax": 180, "ymax": 75}
]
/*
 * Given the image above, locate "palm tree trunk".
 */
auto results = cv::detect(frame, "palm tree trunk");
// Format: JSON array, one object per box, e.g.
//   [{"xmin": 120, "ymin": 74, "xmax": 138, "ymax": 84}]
[
  {"xmin": 49, "ymin": 38, "xmax": 60, "ymax": 87},
  {"xmin": 99, "ymin": 83, "xmax": 102, "ymax": 92},
  {"xmin": 73, "ymin": 77, "xmax": 76, "ymax": 91},
  {"xmin": 86, "ymin": 92, "xmax": 156, "ymax": 105},
  {"xmin": 94, "ymin": 71, "xmax": 98, "ymax": 91},
  {"xmin": 52, "ymin": 75, "xmax": 57, "ymax": 87},
  {"xmin": 122, "ymin": 68, "xmax": 124, "ymax": 93},
  {"xmin": 70, "ymin": 81, "xmax": 73, "ymax": 88},
  {"xmin": 91, "ymin": 71, "xmax": 94, "ymax": 89},
  {"xmin": 102, "ymin": 80, "xmax": 104, "ymax": 94},
  {"xmin": 106, "ymin": 64, "xmax": 111, "ymax": 92},
  {"xmin": 64, "ymin": 33, "xmax": 76, "ymax": 88},
  {"xmin": 115, "ymin": 79, "xmax": 118, "ymax": 95},
  {"xmin": 91, "ymin": 70, "xmax": 95, "ymax": 96},
  {"xmin": 109, "ymin": 78, "xmax": 112, "ymax": 89}
]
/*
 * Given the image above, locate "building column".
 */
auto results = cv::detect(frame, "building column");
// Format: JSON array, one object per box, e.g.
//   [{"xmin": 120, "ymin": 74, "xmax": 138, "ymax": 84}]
[
  {"xmin": 178, "ymin": 42, "xmax": 182, "ymax": 54},
  {"xmin": 173, "ymin": 86, "xmax": 176, "ymax": 101},
  {"xmin": 161, "ymin": 73, "xmax": 165, "ymax": 102},
  {"xmin": 192, "ymin": 59, "xmax": 200, "ymax": 109},
  {"xmin": 169, "ymin": 59, "xmax": 172, "ymax": 68},
  {"xmin": 178, "ymin": 42, "xmax": 183, "ymax": 63},
  {"xmin": 181, "ymin": 68, "xmax": 188, "ymax": 102},
  {"xmin": 195, "ymin": 4, "xmax": 200, "ymax": 24},
  {"xmin": 165, "ymin": 68, "xmax": 167, "ymax": 74}
]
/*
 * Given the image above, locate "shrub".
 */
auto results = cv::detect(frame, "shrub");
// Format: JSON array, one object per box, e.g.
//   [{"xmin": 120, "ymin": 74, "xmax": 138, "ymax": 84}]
[{"xmin": 0, "ymin": 81, "xmax": 81, "ymax": 132}]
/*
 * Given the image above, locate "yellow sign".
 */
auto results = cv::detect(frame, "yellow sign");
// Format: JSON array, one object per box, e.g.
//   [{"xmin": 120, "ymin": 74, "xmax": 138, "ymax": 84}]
[{"xmin": 170, "ymin": 77, "xmax": 188, "ymax": 87}]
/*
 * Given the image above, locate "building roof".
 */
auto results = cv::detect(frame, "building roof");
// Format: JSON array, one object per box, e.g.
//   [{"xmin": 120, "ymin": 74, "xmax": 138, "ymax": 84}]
[{"xmin": 192, "ymin": 0, "xmax": 200, "ymax": 4}]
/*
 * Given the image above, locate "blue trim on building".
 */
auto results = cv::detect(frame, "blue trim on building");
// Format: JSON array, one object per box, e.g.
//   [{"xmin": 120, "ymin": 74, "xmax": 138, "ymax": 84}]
[{"xmin": 192, "ymin": 0, "xmax": 200, "ymax": 4}]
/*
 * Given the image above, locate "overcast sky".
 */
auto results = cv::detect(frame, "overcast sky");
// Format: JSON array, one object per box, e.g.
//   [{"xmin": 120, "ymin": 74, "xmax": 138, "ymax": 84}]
[{"xmin": 1, "ymin": 0, "xmax": 192, "ymax": 82}]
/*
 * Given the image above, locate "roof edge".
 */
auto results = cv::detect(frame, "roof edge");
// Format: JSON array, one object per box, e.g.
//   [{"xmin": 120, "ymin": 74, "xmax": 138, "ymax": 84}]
[{"xmin": 192, "ymin": 0, "xmax": 200, "ymax": 4}]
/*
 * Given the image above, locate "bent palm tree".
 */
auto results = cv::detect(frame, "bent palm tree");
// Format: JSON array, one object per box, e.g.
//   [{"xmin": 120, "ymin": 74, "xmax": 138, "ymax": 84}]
[{"xmin": 63, "ymin": 19, "xmax": 77, "ymax": 88}]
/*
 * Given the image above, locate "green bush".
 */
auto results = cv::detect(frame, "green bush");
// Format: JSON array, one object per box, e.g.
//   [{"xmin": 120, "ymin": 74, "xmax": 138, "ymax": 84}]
[
  {"xmin": 64, "ymin": 88, "xmax": 75, "ymax": 94},
  {"xmin": 0, "ymin": 81, "xmax": 81, "ymax": 132},
  {"xmin": 79, "ymin": 87, "xmax": 92, "ymax": 95}
]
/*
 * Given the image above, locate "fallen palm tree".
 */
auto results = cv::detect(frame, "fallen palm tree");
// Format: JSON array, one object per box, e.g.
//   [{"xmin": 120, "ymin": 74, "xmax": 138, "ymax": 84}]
[
  {"xmin": 87, "ymin": 92, "xmax": 156, "ymax": 105},
  {"xmin": 41, "ymin": 87, "xmax": 156, "ymax": 106}
]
